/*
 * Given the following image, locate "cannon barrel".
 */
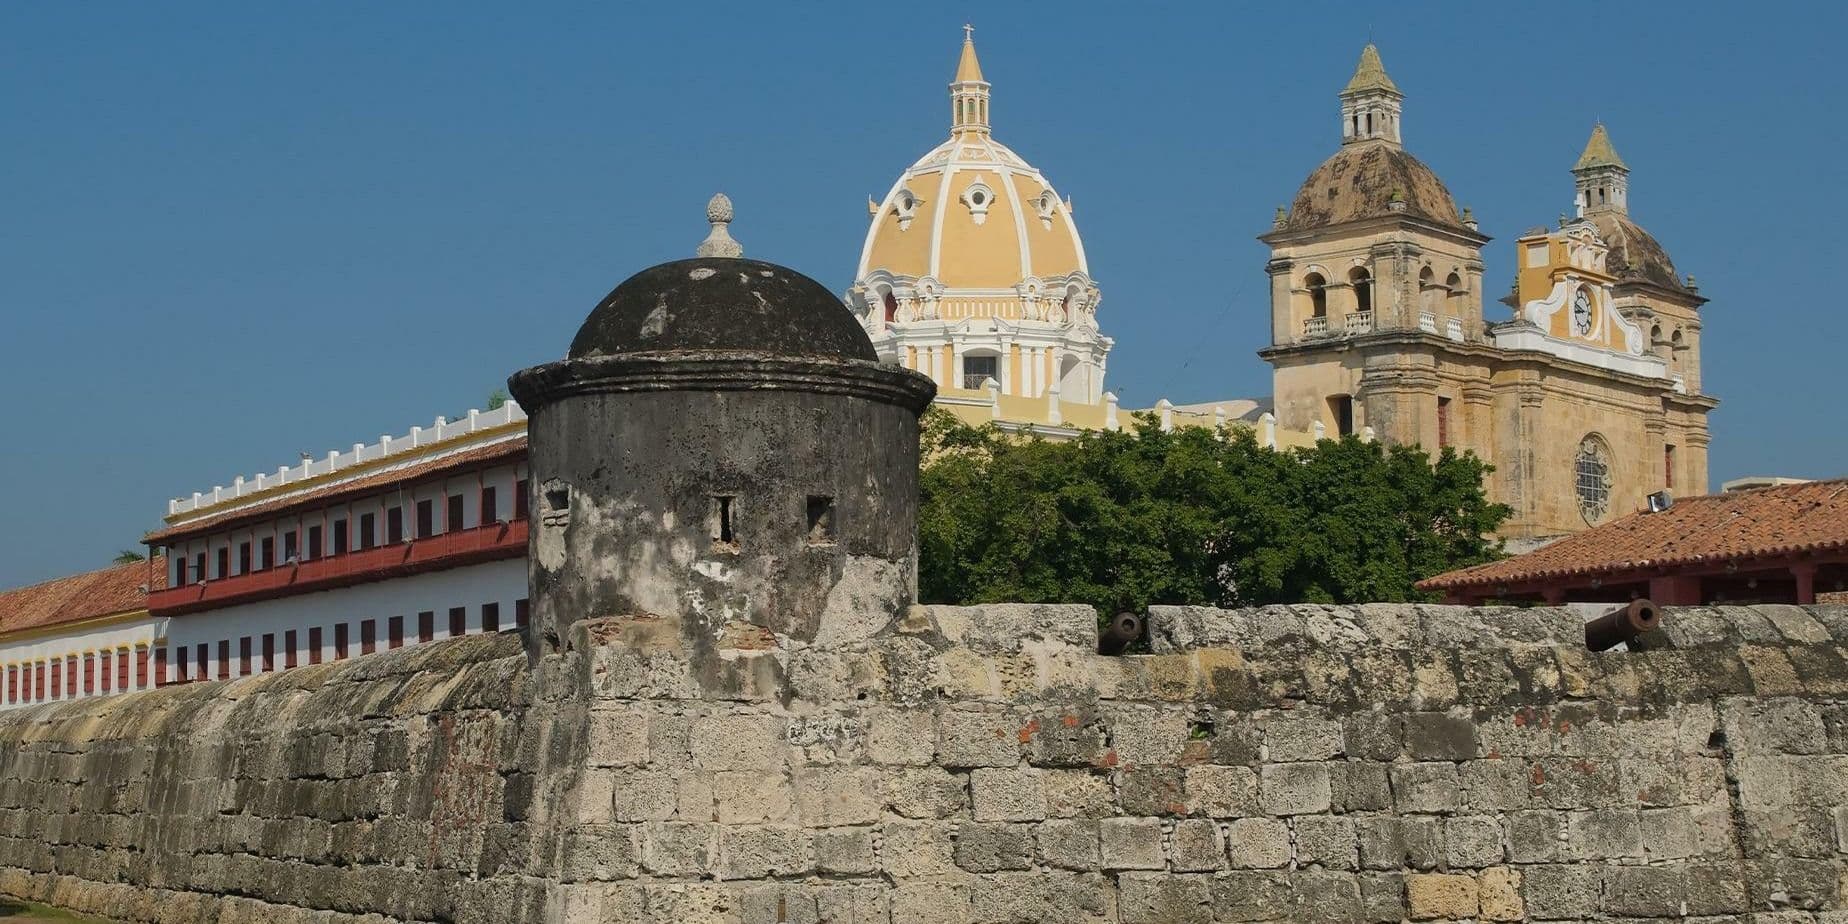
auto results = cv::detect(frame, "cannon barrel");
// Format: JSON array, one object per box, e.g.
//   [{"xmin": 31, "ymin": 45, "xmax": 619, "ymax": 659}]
[
  {"xmin": 1584, "ymin": 599, "xmax": 1661, "ymax": 651},
  {"xmin": 1099, "ymin": 612, "xmax": 1145, "ymax": 656}
]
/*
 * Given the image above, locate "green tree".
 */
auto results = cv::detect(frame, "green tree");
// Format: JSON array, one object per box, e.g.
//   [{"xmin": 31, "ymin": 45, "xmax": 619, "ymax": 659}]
[
  {"xmin": 917, "ymin": 409, "xmax": 1507, "ymax": 613},
  {"xmin": 112, "ymin": 549, "xmax": 146, "ymax": 565},
  {"xmin": 486, "ymin": 388, "xmax": 509, "ymax": 411}
]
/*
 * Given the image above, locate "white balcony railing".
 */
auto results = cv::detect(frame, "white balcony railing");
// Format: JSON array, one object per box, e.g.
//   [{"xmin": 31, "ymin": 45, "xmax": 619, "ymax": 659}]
[
  {"xmin": 1344, "ymin": 311, "xmax": 1374, "ymax": 333},
  {"xmin": 1302, "ymin": 316, "xmax": 1329, "ymax": 337},
  {"xmin": 1418, "ymin": 311, "xmax": 1438, "ymax": 333},
  {"xmin": 1445, "ymin": 318, "xmax": 1465, "ymax": 342}
]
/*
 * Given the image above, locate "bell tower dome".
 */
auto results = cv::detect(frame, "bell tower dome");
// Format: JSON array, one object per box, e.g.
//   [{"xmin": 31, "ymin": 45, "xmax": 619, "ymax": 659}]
[
  {"xmin": 1340, "ymin": 44, "xmax": 1403, "ymax": 147},
  {"xmin": 1573, "ymin": 123, "xmax": 1630, "ymax": 216}
]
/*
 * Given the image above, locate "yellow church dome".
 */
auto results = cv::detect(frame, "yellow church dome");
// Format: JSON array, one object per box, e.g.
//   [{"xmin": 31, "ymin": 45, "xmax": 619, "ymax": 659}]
[{"xmin": 856, "ymin": 30, "xmax": 1089, "ymax": 295}]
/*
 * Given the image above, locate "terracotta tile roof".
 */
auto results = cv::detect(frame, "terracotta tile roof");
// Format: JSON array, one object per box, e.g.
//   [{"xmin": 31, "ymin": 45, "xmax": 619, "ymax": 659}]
[
  {"xmin": 1421, "ymin": 480, "xmax": 1848, "ymax": 591},
  {"xmin": 0, "ymin": 556, "xmax": 167, "ymax": 637},
  {"xmin": 145, "ymin": 436, "xmax": 528, "ymax": 544}
]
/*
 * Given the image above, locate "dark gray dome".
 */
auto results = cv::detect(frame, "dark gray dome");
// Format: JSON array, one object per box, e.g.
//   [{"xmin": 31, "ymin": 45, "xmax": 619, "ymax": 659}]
[
  {"xmin": 568, "ymin": 257, "xmax": 877, "ymax": 362},
  {"xmin": 1283, "ymin": 141, "xmax": 1465, "ymax": 232}
]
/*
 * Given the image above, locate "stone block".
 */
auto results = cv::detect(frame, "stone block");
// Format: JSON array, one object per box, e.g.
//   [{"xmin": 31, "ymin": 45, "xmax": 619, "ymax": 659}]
[
  {"xmin": 1025, "ymin": 708, "xmax": 1109, "ymax": 768},
  {"xmin": 1117, "ymin": 767, "xmax": 1187, "ymax": 816},
  {"xmin": 1601, "ymin": 865, "xmax": 1686, "ymax": 918},
  {"xmin": 1224, "ymin": 817, "xmax": 1290, "ymax": 869},
  {"xmin": 1258, "ymin": 762, "xmax": 1331, "ymax": 816},
  {"xmin": 586, "ymin": 709, "xmax": 649, "ymax": 768},
  {"xmin": 1292, "ymin": 870, "xmax": 1363, "ymax": 922},
  {"xmin": 716, "ymin": 825, "xmax": 813, "ymax": 880},
  {"xmin": 936, "ymin": 709, "xmax": 1022, "ymax": 769},
  {"xmin": 969, "ymin": 768, "xmax": 1045, "ymax": 822},
  {"xmin": 1036, "ymin": 819, "xmax": 1100, "ymax": 871},
  {"xmin": 1404, "ymin": 712, "xmax": 1479, "ymax": 761},
  {"xmin": 882, "ymin": 767, "xmax": 967, "ymax": 820},
  {"xmin": 1565, "ymin": 808, "xmax": 1642, "ymax": 860},
  {"xmin": 1099, "ymin": 816, "xmax": 1165, "ymax": 871},
  {"xmin": 1343, "ymin": 711, "xmax": 1405, "ymax": 761},
  {"xmin": 1399, "ymin": 815, "xmax": 1442, "ymax": 871},
  {"xmin": 1119, "ymin": 872, "xmax": 1210, "ymax": 924},
  {"xmin": 1169, "ymin": 818, "xmax": 1224, "ymax": 872},
  {"xmin": 1264, "ymin": 716, "xmax": 1344, "ymax": 761},
  {"xmin": 1389, "ymin": 762, "xmax": 1460, "ymax": 813},
  {"xmin": 1332, "ymin": 761, "xmax": 1393, "ymax": 812},
  {"xmin": 1685, "ymin": 862, "xmax": 1750, "ymax": 916},
  {"xmin": 890, "ymin": 882, "xmax": 969, "ymax": 924},
  {"xmin": 1442, "ymin": 815, "xmax": 1503, "ymax": 869},
  {"xmin": 689, "ymin": 715, "xmax": 782, "ymax": 773},
  {"xmin": 1043, "ymin": 769, "xmax": 1114, "ymax": 819},
  {"xmin": 866, "ymin": 708, "xmax": 936, "ymax": 766},
  {"xmin": 1518, "ymin": 864, "xmax": 1599, "ymax": 920},
  {"xmin": 1294, "ymin": 814, "xmax": 1358, "ymax": 870},
  {"xmin": 1354, "ymin": 817, "xmax": 1405, "ymax": 870},
  {"xmin": 813, "ymin": 826, "xmax": 875, "ymax": 875},
  {"xmin": 1358, "ymin": 872, "xmax": 1406, "ymax": 923},
  {"xmin": 1183, "ymin": 764, "xmax": 1259, "ymax": 817},
  {"xmin": 953, "ymin": 822, "xmax": 1035, "ymax": 873},
  {"xmin": 640, "ymin": 822, "xmax": 715, "ymax": 877},
  {"xmin": 1405, "ymin": 872, "xmax": 1476, "ymax": 921},
  {"xmin": 796, "ymin": 767, "xmax": 879, "ymax": 827},
  {"xmin": 1209, "ymin": 871, "xmax": 1292, "ymax": 922},
  {"xmin": 1459, "ymin": 758, "xmax": 1534, "ymax": 811},
  {"xmin": 1504, "ymin": 810, "xmax": 1561, "ymax": 863},
  {"xmin": 713, "ymin": 771, "xmax": 793, "ymax": 825},
  {"xmin": 880, "ymin": 822, "xmax": 955, "ymax": 878},
  {"xmin": 1476, "ymin": 867, "xmax": 1522, "ymax": 922},
  {"xmin": 1108, "ymin": 708, "xmax": 1191, "ymax": 767}
]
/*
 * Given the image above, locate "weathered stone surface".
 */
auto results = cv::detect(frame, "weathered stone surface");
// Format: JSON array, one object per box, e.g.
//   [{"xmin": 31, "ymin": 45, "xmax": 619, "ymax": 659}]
[{"xmin": 2, "ymin": 603, "xmax": 1846, "ymax": 923}]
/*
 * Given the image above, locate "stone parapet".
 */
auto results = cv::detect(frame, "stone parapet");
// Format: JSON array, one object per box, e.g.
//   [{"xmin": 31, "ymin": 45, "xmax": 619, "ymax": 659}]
[{"xmin": 0, "ymin": 603, "xmax": 1844, "ymax": 922}]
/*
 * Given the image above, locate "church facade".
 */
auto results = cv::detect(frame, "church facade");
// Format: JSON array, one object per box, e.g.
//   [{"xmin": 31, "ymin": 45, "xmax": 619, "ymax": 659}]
[{"xmin": 1259, "ymin": 45, "xmax": 1716, "ymax": 544}]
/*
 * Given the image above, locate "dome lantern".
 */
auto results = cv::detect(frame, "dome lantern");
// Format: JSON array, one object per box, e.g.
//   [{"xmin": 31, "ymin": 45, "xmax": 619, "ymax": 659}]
[
  {"xmin": 950, "ymin": 24, "xmax": 990, "ymax": 136},
  {"xmin": 1340, "ymin": 43, "xmax": 1403, "ymax": 147}
]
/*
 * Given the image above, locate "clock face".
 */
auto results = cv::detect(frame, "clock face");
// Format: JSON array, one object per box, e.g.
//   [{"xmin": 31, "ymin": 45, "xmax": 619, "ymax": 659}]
[{"xmin": 1572, "ymin": 289, "xmax": 1594, "ymax": 335}]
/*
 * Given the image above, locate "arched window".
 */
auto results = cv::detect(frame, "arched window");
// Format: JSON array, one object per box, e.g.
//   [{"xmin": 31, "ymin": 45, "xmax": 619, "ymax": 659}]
[
  {"xmin": 1445, "ymin": 272, "xmax": 1461, "ymax": 291},
  {"xmin": 1575, "ymin": 435, "xmax": 1614, "ymax": 523},
  {"xmin": 882, "ymin": 292, "xmax": 897, "ymax": 325},
  {"xmin": 1349, "ymin": 267, "xmax": 1372, "ymax": 314},
  {"xmin": 1304, "ymin": 273, "xmax": 1327, "ymax": 318}
]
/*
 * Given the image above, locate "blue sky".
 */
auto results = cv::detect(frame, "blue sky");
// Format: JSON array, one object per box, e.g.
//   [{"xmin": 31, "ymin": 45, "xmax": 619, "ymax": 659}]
[{"xmin": 1, "ymin": 3, "xmax": 1840, "ymax": 588}]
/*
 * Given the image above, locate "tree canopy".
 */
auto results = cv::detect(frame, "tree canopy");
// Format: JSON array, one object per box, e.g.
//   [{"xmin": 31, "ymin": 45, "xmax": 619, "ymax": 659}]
[{"xmin": 918, "ymin": 410, "xmax": 1508, "ymax": 613}]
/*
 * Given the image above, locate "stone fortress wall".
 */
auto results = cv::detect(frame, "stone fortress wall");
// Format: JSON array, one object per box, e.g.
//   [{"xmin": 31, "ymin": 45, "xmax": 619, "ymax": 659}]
[{"xmin": 0, "ymin": 601, "xmax": 1844, "ymax": 923}]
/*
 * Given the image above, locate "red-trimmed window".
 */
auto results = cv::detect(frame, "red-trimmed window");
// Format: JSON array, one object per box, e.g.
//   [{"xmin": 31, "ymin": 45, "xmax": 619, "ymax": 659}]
[
  {"xmin": 309, "ymin": 627, "xmax": 323, "ymax": 665},
  {"xmin": 195, "ymin": 644, "xmax": 208, "ymax": 681},
  {"xmin": 416, "ymin": 500, "xmax": 434, "ymax": 539},
  {"xmin": 151, "ymin": 647, "xmax": 163, "ymax": 688},
  {"xmin": 307, "ymin": 525, "xmax": 323, "ymax": 561},
  {"xmin": 332, "ymin": 519, "xmax": 349, "ymax": 556},
  {"xmin": 176, "ymin": 646, "xmax": 189, "ymax": 683},
  {"xmin": 84, "ymin": 654, "xmax": 95, "ymax": 695},
  {"xmin": 51, "ymin": 660, "xmax": 62, "ymax": 699},
  {"xmin": 388, "ymin": 616, "xmax": 404, "ymax": 649},
  {"xmin": 334, "ymin": 624, "xmax": 349, "ymax": 660},
  {"xmin": 100, "ymin": 651, "xmax": 112, "ymax": 693},
  {"xmin": 283, "ymin": 530, "xmax": 299, "ymax": 563},
  {"xmin": 193, "ymin": 552, "xmax": 206, "ymax": 584},
  {"xmin": 358, "ymin": 512, "xmax": 377, "ymax": 551},
  {"xmin": 118, "ymin": 650, "xmax": 129, "ymax": 687},
  {"xmin": 515, "ymin": 598, "xmax": 530, "ymax": 628},
  {"xmin": 418, "ymin": 611, "xmax": 434, "ymax": 643},
  {"xmin": 514, "ymin": 480, "xmax": 529, "ymax": 520},
  {"xmin": 237, "ymin": 542, "xmax": 251, "ymax": 575},
  {"xmin": 482, "ymin": 602, "xmax": 500, "ymax": 633},
  {"xmin": 36, "ymin": 662, "xmax": 47, "ymax": 701},
  {"xmin": 446, "ymin": 494, "xmax": 465, "ymax": 533},
  {"xmin": 361, "ymin": 620, "xmax": 377, "ymax": 655},
  {"xmin": 175, "ymin": 557, "xmax": 189, "ymax": 586},
  {"xmin": 215, "ymin": 547, "xmax": 229, "ymax": 579},
  {"xmin": 261, "ymin": 634, "xmax": 275, "ymax": 672},
  {"xmin": 259, "ymin": 536, "xmax": 274, "ymax": 571},
  {"xmin": 449, "ymin": 606, "xmax": 466, "ymax": 638},
  {"xmin": 239, "ymin": 638, "xmax": 252, "ymax": 676},
  {"xmin": 481, "ymin": 486, "xmax": 498, "ymax": 525},
  {"xmin": 217, "ymin": 640, "xmax": 230, "ymax": 678},
  {"xmin": 284, "ymin": 630, "xmax": 298, "ymax": 669},
  {"xmin": 387, "ymin": 507, "xmax": 405, "ymax": 544}
]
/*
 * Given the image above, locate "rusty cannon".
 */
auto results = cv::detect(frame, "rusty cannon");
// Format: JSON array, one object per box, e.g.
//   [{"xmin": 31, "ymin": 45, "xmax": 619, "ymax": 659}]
[
  {"xmin": 1584, "ymin": 599, "xmax": 1662, "ymax": 651},
  {"xmin": 1099, "ymin": 611, "xmax": 1145, "ymax": 656}
]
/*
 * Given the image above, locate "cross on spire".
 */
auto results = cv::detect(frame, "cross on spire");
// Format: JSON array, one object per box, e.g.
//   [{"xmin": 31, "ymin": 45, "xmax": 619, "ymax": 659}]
[{"xmin": 963, "ymin": 23, "xmax": 974, "ymax": 42}]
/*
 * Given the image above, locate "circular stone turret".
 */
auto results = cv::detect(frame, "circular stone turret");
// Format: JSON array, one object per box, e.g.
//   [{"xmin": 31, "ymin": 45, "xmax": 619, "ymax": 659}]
[{"xmin": 508, "ymin": 202, "xmax": 936, "ymax": 680}]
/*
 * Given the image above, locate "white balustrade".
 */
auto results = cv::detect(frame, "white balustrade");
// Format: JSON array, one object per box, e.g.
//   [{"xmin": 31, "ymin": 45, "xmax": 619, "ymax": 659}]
[
  {"xmin": 1302, "ymin": 316, "xmax": 1329, "ymax": 337},
  {"xmin": 1345, "ymin": 311, "xmax": 1374, "ymax": 333},
  {"xmin": 1419, "ymin": 311, "xmax": 1438, "ymax": 333}
]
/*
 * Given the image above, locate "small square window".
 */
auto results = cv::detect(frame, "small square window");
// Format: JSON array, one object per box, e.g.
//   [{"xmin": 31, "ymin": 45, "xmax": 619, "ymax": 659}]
[
  {"xmin": 712, "ymin": 495, "xmax": 738, "ymax": 550},
  {"xmin": 962, "ymin": 355, "xmax": 998, "ymax": 390}
]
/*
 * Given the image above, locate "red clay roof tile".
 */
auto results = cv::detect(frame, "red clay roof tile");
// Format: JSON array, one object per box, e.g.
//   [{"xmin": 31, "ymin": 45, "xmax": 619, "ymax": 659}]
[
  {"xmin": 0, "ymin": 556, "xmax": 167, "ymax": 637},
  {"xmin": 1420, "ymin": 479, "xmax": 1848, "ymax": 591}
]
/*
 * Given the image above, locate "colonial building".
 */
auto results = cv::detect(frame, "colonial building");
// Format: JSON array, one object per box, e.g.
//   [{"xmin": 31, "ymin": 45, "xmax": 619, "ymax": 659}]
[
  {"xmin": 848, "ymin": 28, "xmax": 1113, "ymax": 431},
  {"xmin": 1259, "ymin": 45, "xmax": 1716, "ymax": 544},
  {"xmin": 142, "ymin": 403, "xmax": 532, "ymax": 684},
  {"xmin": 0, "ymin": 558, "xmax": 165, "ymax": 709}
]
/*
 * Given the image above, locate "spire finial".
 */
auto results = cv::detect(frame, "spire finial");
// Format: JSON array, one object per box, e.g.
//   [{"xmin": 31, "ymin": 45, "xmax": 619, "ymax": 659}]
[
  {"xmin": 695, "ymin": 193, "xmax": 744, "ymax": 258},
  {"xmin": 1574, "ymin": 122, "xmax": 1628, "ymax": 172},
  {"xmin": 950, "ymin": 26, "xmax": 989, "ymax": 133},
  {"xmin": 964, "ymin": 22, "xmax": 974, "ymax": 43}
]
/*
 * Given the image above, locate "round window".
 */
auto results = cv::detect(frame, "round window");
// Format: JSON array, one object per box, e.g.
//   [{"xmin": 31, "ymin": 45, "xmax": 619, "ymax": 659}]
[
  {"xmin": 971, "ymin": 191, "xmax": 985, "ymax": 205},
  {"xmin": 1575, "ymin": 435, "xmax": 1613, "ymax": 523}
]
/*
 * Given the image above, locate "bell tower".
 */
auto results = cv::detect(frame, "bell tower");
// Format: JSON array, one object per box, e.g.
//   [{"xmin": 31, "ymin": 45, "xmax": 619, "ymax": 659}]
[{"xmin": 1573, "ymin": 123, "xmax": 1629, "ymax": 216}]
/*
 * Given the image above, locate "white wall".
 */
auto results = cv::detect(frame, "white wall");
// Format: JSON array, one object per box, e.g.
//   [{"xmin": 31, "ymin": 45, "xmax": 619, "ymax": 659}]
[
  {"xmin": 163, "ymin": 557, "xmax": 527, "ymax": 683},
  {"xmin": 0, "ymin": 616, "xmax": 166, "ymax": 708}
]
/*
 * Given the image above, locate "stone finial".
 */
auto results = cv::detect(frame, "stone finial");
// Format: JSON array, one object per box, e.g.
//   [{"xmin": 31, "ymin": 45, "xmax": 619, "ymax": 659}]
[
  {"xmin": 1685, "ymin": 274, "xmax": 1698, "ymax": 291},
  {"xmin": 696, "ymin": 193, "xmax": 745, "ymax": 258},
  {"xmin": 1273, "ymin": 206, "xmax": 1288, "ymax": 228}
]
